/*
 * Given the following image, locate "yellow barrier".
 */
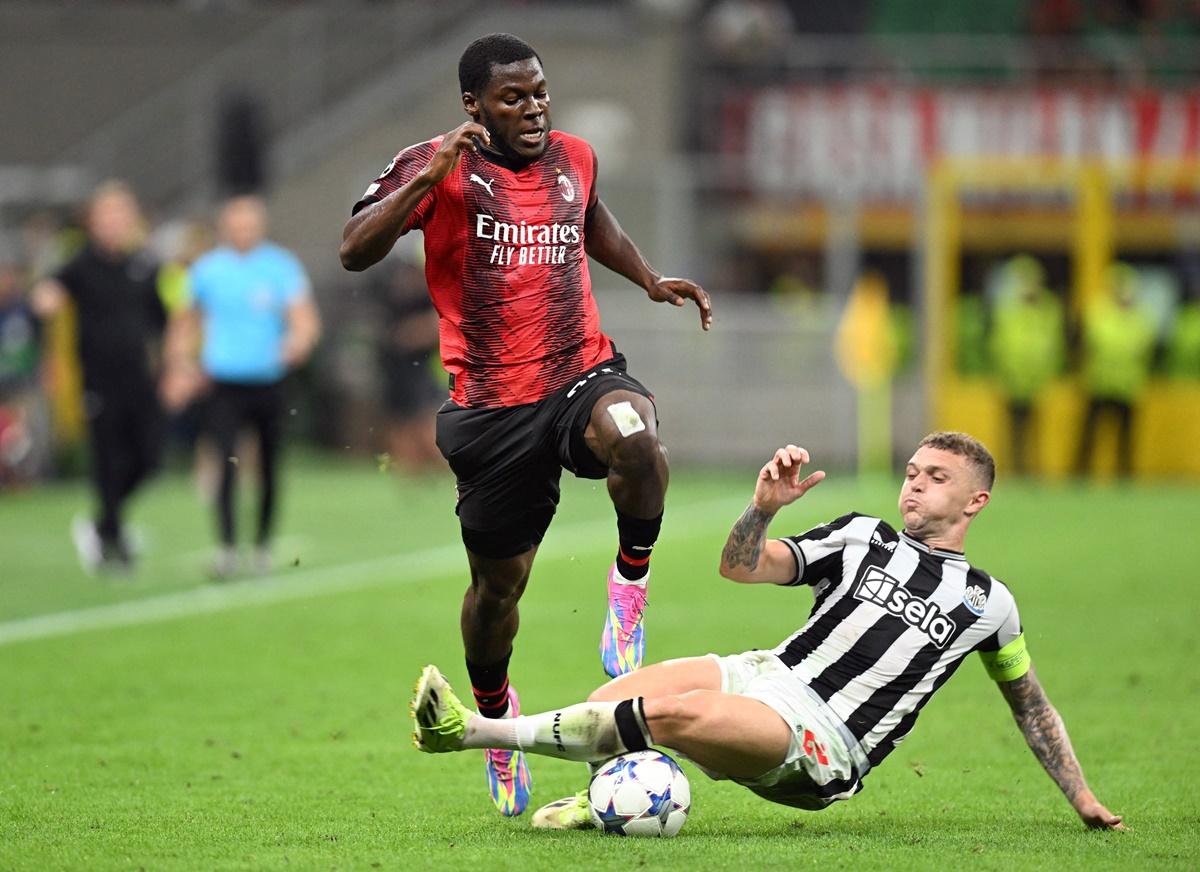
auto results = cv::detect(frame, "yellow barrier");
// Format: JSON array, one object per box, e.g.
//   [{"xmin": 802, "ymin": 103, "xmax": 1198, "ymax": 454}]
[
  {"xmin": 935, "ymin": 377, "xmax": 1200, "ymax": 479},
  {"xmin": 926, "ymin": 158, "xmax": 1200, "ymax": 479}
]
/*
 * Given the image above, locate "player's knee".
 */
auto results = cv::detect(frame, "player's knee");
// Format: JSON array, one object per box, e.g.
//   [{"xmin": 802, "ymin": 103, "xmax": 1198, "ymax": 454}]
[
  {"xmin": 643, "ymin": 693, "xmax": 705, "ymax": 743},
  {"xmin": 608, "ymin": 429, "xmax": 664, "ymax": 477},
  {"xmin": 587, "ymin": 685, "xmax": 616, "ymax": 703},
  {"xmin": 469, "ymin": 567, "xmax": 529, "ymax": 613}
]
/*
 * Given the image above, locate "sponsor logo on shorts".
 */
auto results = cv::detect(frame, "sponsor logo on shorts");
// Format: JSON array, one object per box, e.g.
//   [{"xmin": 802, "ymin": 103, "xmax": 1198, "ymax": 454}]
[
  {"xmin": 962, "ymin": 584, "xmax": 988, "ymax": 616},
  {"xmin": 565, "ymin": 367, "xmax": 621, "ymax": 399},
  {"xmin": 853, "ymin": 566, "xmax": 957, "ymax": 649},
  {"xmin": 801, "ymin": 729, "xmax": 829, "ymax": 765}
]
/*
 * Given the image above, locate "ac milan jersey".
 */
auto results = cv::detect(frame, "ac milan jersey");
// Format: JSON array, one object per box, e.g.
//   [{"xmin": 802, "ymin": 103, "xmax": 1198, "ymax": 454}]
[
  {"xmin": 774, "ymin": 513, "xmax": 1025, "ymax": 774},
  {"xmin": 353, "ymin": 131, "xmax": 614, "ymax": 408}
]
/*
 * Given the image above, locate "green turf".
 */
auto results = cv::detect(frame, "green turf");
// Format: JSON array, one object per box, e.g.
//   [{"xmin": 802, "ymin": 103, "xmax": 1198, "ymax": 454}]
[{"xmin": 1, "ymin": 459, "xmax": 1197, "ymax": 870}]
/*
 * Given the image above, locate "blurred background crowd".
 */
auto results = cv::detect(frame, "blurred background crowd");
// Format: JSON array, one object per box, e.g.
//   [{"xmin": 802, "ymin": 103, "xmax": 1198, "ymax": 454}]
[{"xmin": 3, "ymin": 0, "xmax": 1199, "ymax": 517}]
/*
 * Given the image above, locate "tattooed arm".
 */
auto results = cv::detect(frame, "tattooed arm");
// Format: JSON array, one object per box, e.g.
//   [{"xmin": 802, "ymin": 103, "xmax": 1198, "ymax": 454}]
[
  {"xmin": 998, "ymin": 666, "xmax": 1124, "ymax": 830},
  {"xmin": 719, "ymin": 503, "xmax": 794, "ymax": 583},
  {"xmin": 719, "ymin": 445, "xmax": 825, "ymax": 584}
]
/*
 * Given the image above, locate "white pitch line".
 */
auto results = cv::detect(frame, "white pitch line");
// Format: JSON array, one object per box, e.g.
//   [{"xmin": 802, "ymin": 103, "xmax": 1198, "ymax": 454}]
[{"xmin": 0, "ymin": 496, "xmax": 744, "ymax": 648}]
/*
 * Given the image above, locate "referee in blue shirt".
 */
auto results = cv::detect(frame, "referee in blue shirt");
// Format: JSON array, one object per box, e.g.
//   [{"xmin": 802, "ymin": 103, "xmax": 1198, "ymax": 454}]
[{"xmin": 167, "ymin": 196, "xmax": 320, "ymax": 577}]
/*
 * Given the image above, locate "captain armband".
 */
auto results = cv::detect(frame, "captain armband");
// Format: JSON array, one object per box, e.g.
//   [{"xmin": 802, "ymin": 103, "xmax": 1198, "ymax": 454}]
[{"xmin": 980, "ymin": 633, "xmax": 1031, "ymax": 682}]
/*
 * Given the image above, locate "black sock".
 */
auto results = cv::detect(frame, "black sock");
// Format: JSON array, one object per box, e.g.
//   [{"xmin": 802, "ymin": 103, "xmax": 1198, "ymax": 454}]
[
  {"xmin": 614, "ymin": 697, "xmax": 652, "ymax": 751},
  {"xmin": 615, "ymin": 510, "xmax": 662, "ymax": 582},
  {"xmin": 466, "ymin": 651, "xmax": 512, "ymax": 719}
]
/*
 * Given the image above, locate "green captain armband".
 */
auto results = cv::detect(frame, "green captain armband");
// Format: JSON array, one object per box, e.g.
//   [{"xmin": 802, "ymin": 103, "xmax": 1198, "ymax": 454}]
[{"xmin": 980, "ymin": 633, "xmax": 1031, "ymax": 682}]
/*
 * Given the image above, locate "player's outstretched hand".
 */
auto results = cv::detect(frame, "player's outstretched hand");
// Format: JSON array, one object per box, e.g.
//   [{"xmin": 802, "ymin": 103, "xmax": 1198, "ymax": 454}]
[
  {"xmin": 1076, "ymin": 797, "xmax": 1125, "ymax": 831},
  {"xmin": 647, "ymin": 276, "xmax": 713, "ymax": 331},
  {"xmin": 752, "ymin": 445, "xmax": 825, "ymax": 515},
  {"xmin": 426, "ymin": 122, "xmax": 492, "ymax": 182}
]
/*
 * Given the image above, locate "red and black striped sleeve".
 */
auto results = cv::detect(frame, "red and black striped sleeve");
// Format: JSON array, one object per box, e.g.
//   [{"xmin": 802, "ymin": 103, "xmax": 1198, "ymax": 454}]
[{"xmin": 350, "ymin": 139, "xmax": 443, "ymax": 230}]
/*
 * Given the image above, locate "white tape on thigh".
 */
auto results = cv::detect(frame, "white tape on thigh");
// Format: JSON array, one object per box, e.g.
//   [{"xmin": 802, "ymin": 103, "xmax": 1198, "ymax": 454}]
[{"xmin": 606, "ymin": 401, "xmax": 646, "ymax": 438}]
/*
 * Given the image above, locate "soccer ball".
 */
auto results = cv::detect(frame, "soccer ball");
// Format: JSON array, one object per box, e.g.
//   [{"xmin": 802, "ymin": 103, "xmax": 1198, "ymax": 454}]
[{"xmin": 588, "ymin": 750, "xmax": 691, "ymax": 837}]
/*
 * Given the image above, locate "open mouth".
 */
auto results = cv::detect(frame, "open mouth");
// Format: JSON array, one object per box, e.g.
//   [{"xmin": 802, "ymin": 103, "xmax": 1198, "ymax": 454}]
[{"xmin": 518, "ymin": 128, "xmax": 545, "ymax": 145}]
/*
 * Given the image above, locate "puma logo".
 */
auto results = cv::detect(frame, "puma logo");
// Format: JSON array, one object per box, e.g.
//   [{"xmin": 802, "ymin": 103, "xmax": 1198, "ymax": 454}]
[{"xmin": 469, "ymin": 174, "xmax": 495, "ymax": 196}]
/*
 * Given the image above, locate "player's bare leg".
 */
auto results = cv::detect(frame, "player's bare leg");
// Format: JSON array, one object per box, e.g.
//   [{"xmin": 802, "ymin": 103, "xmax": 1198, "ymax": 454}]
[
  {"xmin": 460, "ymin": 546, "xmax": 537, "ymax": 816},
  {"xmin": 585, "ymin": 389, "xmax": 668, "ymax": 677},
  {"xmin": 587, "ymin": 656, "xmax": 722, "ymax": 702},
  {"xmin": 461, "ymin": 547, "xmax": 535, "ymax": 669},
  {"xmin": 642, "ymin": 691, "xmax": 791, "ymax": 779}
]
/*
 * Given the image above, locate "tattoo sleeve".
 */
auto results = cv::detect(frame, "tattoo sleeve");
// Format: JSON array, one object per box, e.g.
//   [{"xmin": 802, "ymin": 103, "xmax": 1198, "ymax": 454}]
[
  {"xmin": 999, "ymin": 668, "xmax": 1089, "ymax": 805},
  {"xmin": 721, "ymin": 504, "xmax": 775, "ymax": 573}
]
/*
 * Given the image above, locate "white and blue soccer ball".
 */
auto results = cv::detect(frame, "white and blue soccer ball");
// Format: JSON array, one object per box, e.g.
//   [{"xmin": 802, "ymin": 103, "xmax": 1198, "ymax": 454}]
[{"xmin": 589, "ymin": 750, "xmax": 691, "ymax": 837}]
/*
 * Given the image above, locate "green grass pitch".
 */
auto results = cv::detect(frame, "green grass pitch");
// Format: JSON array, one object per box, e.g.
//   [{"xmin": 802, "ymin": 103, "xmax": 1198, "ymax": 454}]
[{"xmin": 1, "ymin": 456, "xmax": 1197, "ymax": 870}]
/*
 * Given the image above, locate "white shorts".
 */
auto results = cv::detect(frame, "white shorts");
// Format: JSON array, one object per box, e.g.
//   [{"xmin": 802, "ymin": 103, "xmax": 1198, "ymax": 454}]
[{"xmin": 705, "ymin": 650, "xmax": 870, "ymax": 810}]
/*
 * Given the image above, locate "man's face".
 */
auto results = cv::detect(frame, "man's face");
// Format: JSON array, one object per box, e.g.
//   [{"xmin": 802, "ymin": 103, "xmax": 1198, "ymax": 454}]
[
  {"xmin": 88, "ymin": 191, "xmax": 141, "ymax": 254},
  {"xmin": 465, "ymin": 57, "xmax": 551, "ymax": 161},
  {"xmin": 220, "ymin": 197, "xmax": 267, "ymax": 252},
  {"xmin": 898, "ymin": 446, "xmax": 986, "ymax": 540}
]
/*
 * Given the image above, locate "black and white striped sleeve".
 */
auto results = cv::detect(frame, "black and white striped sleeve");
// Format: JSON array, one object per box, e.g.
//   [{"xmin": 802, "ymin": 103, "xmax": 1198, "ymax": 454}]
[{"xmin": 777, "ymin": 513, "xmax": 862, "ymax": 587}]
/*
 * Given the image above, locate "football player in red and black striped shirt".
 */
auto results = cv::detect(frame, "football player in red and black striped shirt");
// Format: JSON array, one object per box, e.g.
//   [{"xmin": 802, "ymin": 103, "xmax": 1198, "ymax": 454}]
[{"xmin": 341, "ymin": 33, "xmax": 712, "ymax": 817}]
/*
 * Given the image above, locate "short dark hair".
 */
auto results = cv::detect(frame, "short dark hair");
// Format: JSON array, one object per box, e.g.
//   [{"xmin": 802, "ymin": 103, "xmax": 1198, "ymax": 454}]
[
  {"xmin": 918, "ymin": 431, "xmax": 995, "ymax": 490},
  {"xmin": 458, "ymin": 33, "xmax": 540, "ymax": 95}
]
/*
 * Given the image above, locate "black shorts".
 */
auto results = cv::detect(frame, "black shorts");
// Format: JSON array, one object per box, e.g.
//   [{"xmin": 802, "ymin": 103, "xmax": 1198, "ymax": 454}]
[
  {"xmin": 205, "ymin": 380, "xmax": 286, "ymax": 448},
  {"xmin": 435, "ymin": 354, "xmax": 655, "ymax": 558}
]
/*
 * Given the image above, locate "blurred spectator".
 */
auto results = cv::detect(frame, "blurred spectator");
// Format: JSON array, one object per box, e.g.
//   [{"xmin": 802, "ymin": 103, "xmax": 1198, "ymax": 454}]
[
  {"xmin": 703, "ymin": 0, "xmax": 795, "ymax": 63},
  {"xmin": 988, "ymin": 256, "xmax": 1065, "ymax": 475},
  {"xmin": 1075, "ymin": 263, "xmax": 1156, "ymax": 478},
  {"xmin": 21, "ymin": 210, "xmax": 90, "ymax": 471},
  {"xmin": 372, "ymin": 255, "xmax": 443, "ymax": 474},
  {"xmin": 0, "ymin": 254, "xmax": 50, "ymax": 487},
  {"xmin": 0, "ymin": 257, "xmax": 40, "ymax": 395},
  {"xmin": 153, "ymin": 219, "xmax": 216, "ymax": 318},
  {"xmin": 957, "ymin": 289, "xmax": 990, "ymax": 376},
  {"xmin": 31, "ymin": 181, "xmax": 167, "ymax": 573},
  {"xmin": 1028, "ymin": 0, "xmax": 1087, "ymax": 78},
  {"xmin": 167, "ymin": 196, "xmax": 320, "ymax": 578},
  {"xmin": 1165, "ymin": 279, "xmax": 1200, "ymax": 380}
]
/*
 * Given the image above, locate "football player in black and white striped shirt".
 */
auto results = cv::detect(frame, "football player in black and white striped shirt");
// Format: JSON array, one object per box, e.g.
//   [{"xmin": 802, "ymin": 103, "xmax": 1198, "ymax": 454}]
[{"xmin": 411, "ymin": 432, "xmax": 1123, "ymax": 831}]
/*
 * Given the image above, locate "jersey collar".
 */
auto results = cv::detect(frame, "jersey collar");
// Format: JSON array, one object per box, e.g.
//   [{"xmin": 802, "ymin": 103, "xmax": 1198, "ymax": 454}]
[
  {"xmin": 474, "ymin": 137, "xmax": 550, "ymax": 173},
  {"xmin": 899, "ymin": 530, "xmax": 966, "ymax": 561}
]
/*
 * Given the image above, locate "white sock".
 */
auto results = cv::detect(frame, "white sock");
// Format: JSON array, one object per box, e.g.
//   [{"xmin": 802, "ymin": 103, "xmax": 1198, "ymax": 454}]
[
  {"xmin": 460, "ymin": 700, "xmax": 651, "ymax": 762},
  {"xmin": 612, "ymin": 565, "xmax": 649, "ymax": 588},
  {"xmin": 462, "ymin": 714, "xmax": 519, "ymax": 749}
]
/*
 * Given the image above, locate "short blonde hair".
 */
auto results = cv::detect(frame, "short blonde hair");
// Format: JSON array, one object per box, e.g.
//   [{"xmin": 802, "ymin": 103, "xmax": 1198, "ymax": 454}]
[
  {"xmin": 918, "ymin": 431, "xmax": 995, "ymax": 490},
  {"xmin": 88, "ymin": 179, "xmax": 139, "ymax": 211}
]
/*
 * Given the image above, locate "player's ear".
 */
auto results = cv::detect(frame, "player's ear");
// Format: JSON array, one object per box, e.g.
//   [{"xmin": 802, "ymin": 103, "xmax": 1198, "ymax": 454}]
[
  {"xmin": 462, "ymin": 91, "xmax": 479, "ymax": 119},
  {"xmin": 964, "ymin": 489, "xmax": 990, "ymax": 519}
]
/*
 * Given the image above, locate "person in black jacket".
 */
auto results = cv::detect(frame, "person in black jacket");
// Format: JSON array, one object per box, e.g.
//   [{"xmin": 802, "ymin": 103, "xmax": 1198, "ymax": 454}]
[{"xmin": 33, "ymin": 182, "xmax": 167, "ymax": 573}]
